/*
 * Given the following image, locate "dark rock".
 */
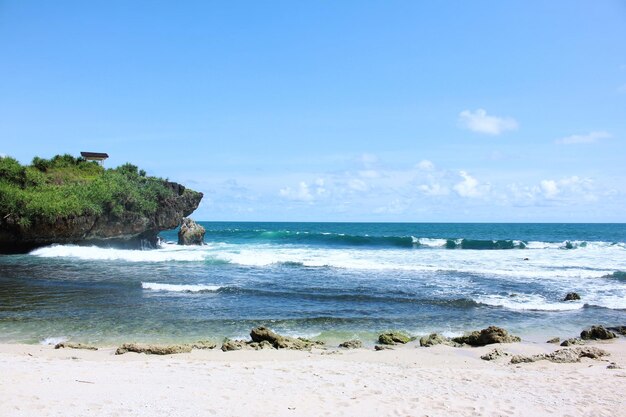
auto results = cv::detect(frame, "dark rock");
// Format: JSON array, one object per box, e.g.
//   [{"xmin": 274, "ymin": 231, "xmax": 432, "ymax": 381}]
[
  {"xmin": 374, "ymin": 345, "xmax": 393, "ymax": 351},
  {"xmin": 178, "ymin": 218, "xmax": 205, "ymax": 245},
  {"xmin": 607, "ymin": 362, "xmax": 622, "ymax": 369},
  {"xmin": 606, "ymin": 326, "xmax": 626, "ymax": 336},
  {"xmin": 250, "ymin": 326, "xmax": 324, "ymax": 350},
  {"xmin": 419, "ymin": 333, "xmax": 460, "ymax": 347},
  {"xmin": 564, "ymin": 292, "xmax": 581, "ymax": 301},
  {"xmin": 338, "ymin": 340, "xmax": 362, "ymax": 349},
  {"xmin": 378, "ymin": 331, "xmax": 411, "ymax": 345},
  {"xmin": 248, "ymin": 340, "xmax": 274, "ymax": 350},
  {"xmin": 190, "ymin": 340, "xmax": 216, "ymax": 350},
  {"xmin": 481, "ymin": 348, "xmax": 509, "ymax": 361},
  {"xmin": 221, "ymin": 339, "xmax": 248, "ymax": 352},
  {"xmin": 54, "ymin": 342, "xmax": 98, "ymax": 351},
  {"xmin": 0, "ymin": 181, "xmax": 203, "ymax": 253},
  {"xmin": 115, "ymin": 343, "xmax": 192, "ymax": 355},
  {"xmin": 510, "ymin": 347, "xmax": 610, "ymax": 364},
  {"xmin": 580, "ymin": 325, "xmax": 617, "ymax": 340},
  {"xmin": 452, "ymin": 326, "xmax": 521, "ymax": 346},
  {"xmin": 546, "ymin": 337, "xmax": 560, "ymax": 344},
  {"xmin": 560, "ymin": 338, "xmax": 585, "ymax": 347}
]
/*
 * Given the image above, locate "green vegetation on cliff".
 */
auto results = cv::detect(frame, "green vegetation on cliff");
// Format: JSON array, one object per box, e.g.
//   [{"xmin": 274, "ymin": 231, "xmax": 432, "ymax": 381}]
[{"xmin": 0, "ymin": 154, "xmax": 177, "ymax": 228}]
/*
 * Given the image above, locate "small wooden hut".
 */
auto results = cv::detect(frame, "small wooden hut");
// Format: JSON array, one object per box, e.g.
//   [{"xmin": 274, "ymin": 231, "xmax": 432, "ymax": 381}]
[{"xmin": 80, "ymin": 152, "xmax": 109, "ymax": 166}]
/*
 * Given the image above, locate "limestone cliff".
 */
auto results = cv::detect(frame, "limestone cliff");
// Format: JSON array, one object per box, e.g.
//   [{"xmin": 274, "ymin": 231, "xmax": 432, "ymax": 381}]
[{"xmin": 0, "ymin": 181, "xmax": 202, "ymax": 253}]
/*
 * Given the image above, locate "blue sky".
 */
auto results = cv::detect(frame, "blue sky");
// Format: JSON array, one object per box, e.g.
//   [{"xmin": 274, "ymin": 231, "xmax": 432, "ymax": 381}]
[{"xmin": 1, "ymin": 1, "xmax": 625, "ymax": 222}]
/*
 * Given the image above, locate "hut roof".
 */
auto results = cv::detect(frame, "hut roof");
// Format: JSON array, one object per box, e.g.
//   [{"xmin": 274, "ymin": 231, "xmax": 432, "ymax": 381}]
[{"xmin": 80, "ymin": 152, "xmax": 109, "ymax": 160}]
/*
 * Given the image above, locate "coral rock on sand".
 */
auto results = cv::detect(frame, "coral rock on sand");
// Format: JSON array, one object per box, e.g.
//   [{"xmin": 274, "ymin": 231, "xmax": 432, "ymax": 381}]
[
  {"xmin": 338, "ymin": 340, "xmax": 363, "ymax": 349},
  {"xmin": 54, "ymin": 342, "xmax": 98, "ymax": 351},
  {"xmin": 419, "ymin": 333, "xmax": 460, "ymax": 347},
  {"xmin": 115, "ymin": 343, "xmax": 192, "ymax": 355},
  {"xmin": 560, "ymin": 338, "xmax": 585, "ymax": 347},
  {"xmin": 221, "ymin": 339, "xmax": 249, "ymax": 352},
  {"xmin": 546, "ymin": 337, "xmax": 560, "ymax": 344},
  {"xmin": 563, "ymin": 292, "xmax": 581, "ymax": 301},
  {"xmin": 510, "ymin": 347, "xmax": 610, "ymax": 364},
  {"xmin": 374, "ymin": 345, "xmax": 393, "ymax": 351},
  {"xmin": 580, "ymin": 325, "xmax": 617, "ymax": 340},
  {"xmin": 250, "ymin": 326, "xmax": 324, "ymax": 350},
  {"xmin": 481, "ymin": 348, "xmax": 509, "ymax": 361},
  {"xmin": 453, "ymin": 326, "xmax": 521, "ymax": 346},
  {"xmin": 378, "ymin": 331, "xmax": 411, "ymax": 345},
  {"xmin": 177, "ymin": 217, "xmax": 205, "ymax": 246},
  {"xmin": 607, "ymin": 326, "xmax": 626, "ymax": 336},
  {"xmin": 189, "ymin": 340, "xmax": 216, "ymax": 350}
]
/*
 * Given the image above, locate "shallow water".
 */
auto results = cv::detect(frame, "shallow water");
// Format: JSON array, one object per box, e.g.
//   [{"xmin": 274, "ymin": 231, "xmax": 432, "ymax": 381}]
[{"xmin": 0, "ymin": 222, "xmax": 624, "ymax": 345}]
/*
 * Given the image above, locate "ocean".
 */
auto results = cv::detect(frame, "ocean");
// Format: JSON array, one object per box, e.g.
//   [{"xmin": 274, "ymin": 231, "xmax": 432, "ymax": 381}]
[{"xmin": 0, "ymin": 222, "xmax": 625, "ymax": 346}]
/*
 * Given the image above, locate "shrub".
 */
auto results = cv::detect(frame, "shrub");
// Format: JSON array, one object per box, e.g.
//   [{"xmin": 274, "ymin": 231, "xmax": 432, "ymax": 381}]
[{"xmin": 0, "ymin": 155, "xmax": 175, "ymax": 226}]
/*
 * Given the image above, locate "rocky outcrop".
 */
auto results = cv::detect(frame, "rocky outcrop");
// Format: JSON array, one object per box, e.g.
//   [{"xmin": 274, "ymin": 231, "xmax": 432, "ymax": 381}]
[
  {"xmin": 338, "ymin": 340, "xmax": 363, "ymax": 349},
  {"xmin": 580, "ymin": 325, "xmax": 617, "ymax": 340},
  {"xmin": 0, "ymin": 181, "xmax": 203, "ymax": 253},
  {"xmin": 178, "ymin": 218, "xmax": 205, "ymax": 245},
  {"xmin": 374, "ymin": 345, "xmax": 393, "ymax": 351},
  {"xmin": 189, "ymin": 340, "xmax": 217, "ymax": 350},
  {"xmin": 452, "ymin": 326, "xmax": 521, "ymax": 346},
  {"xmin": 560, "ymin": 338, "xmax": 585, "ymax": 347},
  {"xmin": 564, "ymin": 292, "xmax": 581, "ymax": 301},
  {"xmin": 250, "ymin": 326, "xmax": 324, "ymax": 350},
  {"xmin": 510, "ymin": 347, "xmax": 609, "ymax": 364},
  {"xmin": 221, "ymin": 339, "xmax": 249, "ymax": 352},
  {"xmin": 546, "ymin": 337, "xmax": 560, "ymax": 344},
  {"xmin": 54, "ymin": 342, "xmax": 98, "ymax": 351},
  {"xmin": 378, "ymin": 331, "xmax": 412, "ymax": 345},
  {"xmin": 607, "ymin": 326, "xmax": 626, "ymax": 336},
  {"xmin": 115, "ymin": 343, "xmax": 193, "ymax": 355},
  {"xmin": 419, "ymin": 333, "xmax": 460, "ymax": 347},
  {"xmin": 481, "ymin": 348, "xmax": 509, "ymax": 361}
]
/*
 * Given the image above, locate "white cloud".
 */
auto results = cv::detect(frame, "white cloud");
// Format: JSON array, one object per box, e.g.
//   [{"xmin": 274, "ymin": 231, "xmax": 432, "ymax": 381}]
[
  {"xmin": 556, "ymin": 131, "xmax": 612, "ymax": 145},
  {"xmin": 358, "ymin": 170, "xmax": 380, "ymax": 179},
  {"xmin": 418, "ymin": 183, "xmax": 449, "ymax": 196},
  {"xmin": 458, "ymin": 108, "xmax": 518, "ymax": 135},
  {"xmin": 348, "ymin": 179, "xmax": 368, "ymax": 192},
  {"xmin": 417, "ymin": 160, "xmax": 435, "ymax": 171},
  {"xmin": 279, "ymin": 181, "xmax": 314, "ymax": 202},
  {"xmin": 359, "ymin": 153, "xmax": 379, "ymax": 168},
  {"xmin": 540, "ymin": 180, "xmax": 559, "ymax": 199},
  {"xmin": 453, "ymin": 171, "xmax": 490, "ymax": 198}
]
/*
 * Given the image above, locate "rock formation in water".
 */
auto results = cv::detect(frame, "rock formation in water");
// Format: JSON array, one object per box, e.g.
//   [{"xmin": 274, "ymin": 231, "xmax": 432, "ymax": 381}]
[
  {"xmin": 178, "ymin": 217, "xmax": 205, "ymax": 245},
  {"xmin": 580, "ymin": 325, "xmax": 617, "ymax": 340},
  {"xmin": 0, "ymin": 155, "xmax": 203, "ymax": 253}
]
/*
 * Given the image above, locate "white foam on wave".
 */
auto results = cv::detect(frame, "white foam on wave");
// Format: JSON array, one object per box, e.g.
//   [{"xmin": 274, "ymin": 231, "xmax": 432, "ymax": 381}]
[
  {"xmin": 141, "ymin": 282, "xmax": 222, "ymax": 293},
  {"xmin": 476, "ymin": 294, "xmax": 584, "ymax": 311},
  {"xmin": 40, "ymin": 336, "xmax": 67, "ymax": 345},
  {"xmin": 416, "ymin": 238, "xmax": 447, "ymax": 247},
  {"xmin": 30, "ymin": 244, "xmax": 215, "ymax": 263}
]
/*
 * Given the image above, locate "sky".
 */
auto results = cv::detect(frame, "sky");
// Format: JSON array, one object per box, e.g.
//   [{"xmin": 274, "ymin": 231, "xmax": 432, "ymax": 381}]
[{"xmin": 1, "ymin": 1, "xmax": 625, "ymax": 222}]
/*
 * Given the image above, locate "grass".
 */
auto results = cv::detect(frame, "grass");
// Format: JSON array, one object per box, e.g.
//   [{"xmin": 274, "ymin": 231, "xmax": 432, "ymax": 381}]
[{"xmin": 0, "ymin": 154, "xmax": 177, "ymax": 228}]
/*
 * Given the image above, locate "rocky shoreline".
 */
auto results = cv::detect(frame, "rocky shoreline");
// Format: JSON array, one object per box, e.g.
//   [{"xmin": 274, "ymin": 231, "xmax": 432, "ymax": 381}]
[{"xmin": 50, "ymin": 324, "xmax": 625, "ymax": 366}]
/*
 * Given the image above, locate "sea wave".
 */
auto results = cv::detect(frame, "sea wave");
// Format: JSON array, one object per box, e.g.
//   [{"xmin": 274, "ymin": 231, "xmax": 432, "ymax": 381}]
[
  {"xmin": 30, "ymin": 244, "xmax": 226, "ymax": 263},
  {"xmin": 141, "ymin": 282, "xmax": 222, "ymax": 293},
  {"xmin": 476, "ymin": 294, "xmax": 585, "ymax": 311},
  {"xmin": 204, "ymin": 229, "xmax": 626, "ymax": 251},
  {"xmin": 476, "ymin": 292, "xmax": 626, "ymax": 311}
]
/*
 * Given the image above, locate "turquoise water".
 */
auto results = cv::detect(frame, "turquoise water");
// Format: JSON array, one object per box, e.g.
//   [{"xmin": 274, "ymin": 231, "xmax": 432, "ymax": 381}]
[{"xmin": 0, "ymin": 222, "xmax": 625, "ymax": 345}]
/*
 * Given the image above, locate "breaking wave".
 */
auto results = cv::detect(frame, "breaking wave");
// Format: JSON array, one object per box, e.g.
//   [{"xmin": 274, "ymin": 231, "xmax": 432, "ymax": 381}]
[{"xmin": 141, "ymin": 282, "xmax": 222, "ymax": 293}]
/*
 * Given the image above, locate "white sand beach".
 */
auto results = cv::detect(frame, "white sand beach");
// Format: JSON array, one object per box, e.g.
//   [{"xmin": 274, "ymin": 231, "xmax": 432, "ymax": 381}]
[{"xmin": 1, "ymin": 340, "xmax": 625, "ymax": 417}]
